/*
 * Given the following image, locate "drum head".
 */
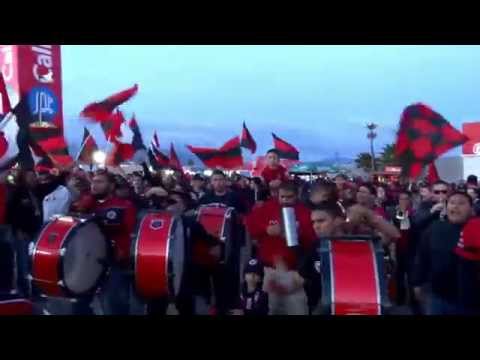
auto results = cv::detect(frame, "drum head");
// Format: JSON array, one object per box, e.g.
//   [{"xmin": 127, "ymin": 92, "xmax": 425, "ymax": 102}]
[
  {"xmin": 62, "ymin": 222, "xmax": 108, "ymax": 296},
  {"xmin": 168, "ymin": 217, "xmax": 185, "ymax": 297}
]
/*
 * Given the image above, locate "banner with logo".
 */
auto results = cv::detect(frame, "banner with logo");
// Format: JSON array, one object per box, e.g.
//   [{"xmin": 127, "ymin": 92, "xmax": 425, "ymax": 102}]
[
  {"xmin": 463, "ymin": 122, "xmax": 480, "ymax": 156},
  {"xmin": 0, "ymin": 45, "xmax": 63, "ymax": 129}
]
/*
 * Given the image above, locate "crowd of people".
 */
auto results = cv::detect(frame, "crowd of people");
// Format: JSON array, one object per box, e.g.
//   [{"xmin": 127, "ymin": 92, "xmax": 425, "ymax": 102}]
[{"xmin": 1, "ymin": 148, "xmax": 480, "ymax": 315}]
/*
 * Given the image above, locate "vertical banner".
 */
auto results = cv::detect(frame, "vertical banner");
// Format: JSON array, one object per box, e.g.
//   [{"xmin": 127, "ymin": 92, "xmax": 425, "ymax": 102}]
[
  {"xmin": 0, "ymin": 45, "xmax": 20, "ymax": 114},
  {"xmin": 0, "ymin": 45, "xmax": 63, "ymax": 129}
]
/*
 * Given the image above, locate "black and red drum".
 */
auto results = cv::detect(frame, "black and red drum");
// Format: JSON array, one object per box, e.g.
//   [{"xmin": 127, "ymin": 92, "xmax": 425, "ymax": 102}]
[
  {"xmin": 317, "ymin": 236, "xmax": 391, "ymax": 315},
  {"xmin": 132, "ymin": 211, "xmax": 186, "ymax": 300},
  {"xmin": 30, "ymin": 216, "xmax": 110, "ymax": 298},
  {"xmin": 196, "ymin": 205, "xmax": 238, "ymax": 265}
]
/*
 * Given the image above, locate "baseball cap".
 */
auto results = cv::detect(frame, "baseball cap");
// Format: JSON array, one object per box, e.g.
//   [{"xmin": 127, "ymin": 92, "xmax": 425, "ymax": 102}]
[
  {"xmin": 244, "ymin": 258, "xmax": 264, "ymax": 278},
  {"xmin": 455, "ymin": 217, "xmax": 480, "ymax": 261}
]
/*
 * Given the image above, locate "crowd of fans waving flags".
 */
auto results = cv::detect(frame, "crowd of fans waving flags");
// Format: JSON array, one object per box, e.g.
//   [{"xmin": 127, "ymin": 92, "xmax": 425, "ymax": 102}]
[{"xmin": 0, "ymin": 80, "xmax": 473, "ymax": 183}]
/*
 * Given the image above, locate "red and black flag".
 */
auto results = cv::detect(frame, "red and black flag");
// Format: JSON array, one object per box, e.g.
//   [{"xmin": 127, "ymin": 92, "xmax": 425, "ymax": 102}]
[
  {"xmin": 29, "ymin": 123, "xmax": 74, "ymax": 168},
  {"xmin": 106, "ymin": 142, "xmax": 136, "ymax": 166},
  {"xmin": 99, "ymin": 109, "xmax": 125, "ymax": 142},
  {"xmin": 272, "ymin": 133, "xmax": 299, "ymax": 160},
  {"xmin": 169, "ymin": 143, "xmax": 183, "ymax": 171},
  {"xmin": 148, "ymin": 131, "xmax": 169, "ymax": 169},
  {"xmin": 187, "ymin": 136, "xmax": 244, "ymax": 169},
  {"xmin": 0, "ymin": 72, "xmax": 12, "ymax": 115},
  {"xmin": 240, "ymin": 121, "xmax": 257, "ymax": 154},
  {"xmin": 77, "ymin": 127, "xmax": 99, "ymax": 165},
  {"xmin": 394, "ymin": 103, "xmax": 468, "ymax": 179},
  {"xmin": 80, "ymin": 84, "xmax": 138, "ymax": 123},
  {"xmin": 129, "ymin": 114, "xmax": 146, "ymax": 151}
]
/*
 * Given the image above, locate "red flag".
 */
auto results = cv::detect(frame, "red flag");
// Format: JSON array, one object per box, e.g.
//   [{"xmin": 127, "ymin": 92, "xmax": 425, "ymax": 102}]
[
  {"xmin": 0, "ymin": 73, "xmax": 12, "ymax": 115},
  {"xmin": 426, "ymin": 162, "xmax": 440, "ymax": 184},
  {"xmin": 77, "ymin": 127, "xmax": 99, "ymax": 165},
  {"xmin": 80, "ymin": 84, "xmax": 138, "ymax": 123},
  {"xmin": 240, "ymin": 122, "xmax": 257, "ymax": 154},
  {"xmin": 106, "ymin": 142, "xmax": 136, "ymax": 166},
  {"xmin": 97, "ymin": 110, "xmax": 125, "ymax": 142},
  {"xmin": 169, "ymin": 143, "xmax": 183, "ymax": 171},
  {"xmin": 187, "ymin": 136, "xmax": 244, "ymax": 170},
  {"xmin": 29, "ymin": 124, "xmax": 74, "ymax": 168},
  {"xmin": 395, "ymin": 103, "xmax": 469, "ymax": 179},
  {"xmin": 272, "ymin": 133, "xmax": 299, "ymax": 160}
]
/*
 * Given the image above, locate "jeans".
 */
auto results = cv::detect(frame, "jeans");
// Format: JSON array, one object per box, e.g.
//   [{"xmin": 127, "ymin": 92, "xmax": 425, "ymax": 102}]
[{"xmin": 98, "ymin": 265, "xmax": 133, "ymax": 315}]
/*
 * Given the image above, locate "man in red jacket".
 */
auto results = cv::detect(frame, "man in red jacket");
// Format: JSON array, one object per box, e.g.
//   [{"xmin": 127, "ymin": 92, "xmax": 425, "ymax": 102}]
[
  {"xmin": 246, "ymin": 180, "xmax": 315, "ymax": 315},
  {"xmin": 261, "ymin": 149, "xmax": 288, "ymax": 198},
  {"xmin": 76, "ymin": 170, "xmax": 137, "ymax": 315}
]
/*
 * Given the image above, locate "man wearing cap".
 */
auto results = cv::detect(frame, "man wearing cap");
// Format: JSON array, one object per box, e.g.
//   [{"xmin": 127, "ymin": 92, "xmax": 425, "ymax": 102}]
[{"xmin": 454, "ymin": 217, "xmax": 480, "ymax": 314}]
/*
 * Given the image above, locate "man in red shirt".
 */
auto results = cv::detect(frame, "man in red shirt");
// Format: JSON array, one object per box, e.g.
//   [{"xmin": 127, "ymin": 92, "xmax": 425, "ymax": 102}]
[
  {"xmin": 261, "ymin": 149, "xmax": 288, "ymax": 198},
  {"xmin": 246, "ymin": 181, "xmax": 315, "ymax": 314},
  {"xmin": 77, "ymin": 170, "xmax": 137, "ymax": 315}
]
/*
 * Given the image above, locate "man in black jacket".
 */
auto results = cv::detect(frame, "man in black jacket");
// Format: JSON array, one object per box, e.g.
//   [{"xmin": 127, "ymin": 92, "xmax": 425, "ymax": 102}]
[
  {"xmin": 412, "ymin": 191, "xmax": 474, "ymax": 315},
  {"xmin": 199, "ymin": 170, "xmax": 246, "ymax": 215}
]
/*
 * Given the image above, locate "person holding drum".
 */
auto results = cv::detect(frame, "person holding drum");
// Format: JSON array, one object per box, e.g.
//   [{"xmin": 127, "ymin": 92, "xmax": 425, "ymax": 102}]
[
  {"xmin": 142, "ymin": 190, "xmax": 220, "ymax": 315},
  {"xmin": 197, "ymin": 170, "xmax": 246, "ymax": 314},
  {"xmin": 78, "ymin": 169, "xmax": 138, "ymax": 315},
  {"xmin": 245, "ymin": 180, "xmax": 316, "ymax": 315}
]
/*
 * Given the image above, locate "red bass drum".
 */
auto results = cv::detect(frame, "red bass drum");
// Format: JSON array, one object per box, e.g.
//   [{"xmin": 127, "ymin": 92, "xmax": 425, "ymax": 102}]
[
  {"xmin": 30, "ymin": 216, "xmax": 110, "ymax": 298},
  {"xmin": 196, "ymin": 205, "xmax": 238, "ymax": 266},
  {"xmin": 132, "ymin": 211, "xmax": 186, "ymax": 300},
  {"xmin": 318, "ymin": 236, "xmax": 391, "ymax": 315}
]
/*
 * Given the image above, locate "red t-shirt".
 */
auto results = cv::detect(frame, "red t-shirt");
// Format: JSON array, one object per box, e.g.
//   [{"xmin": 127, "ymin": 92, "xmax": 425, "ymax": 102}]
[
  {"xmin": 246, "ymin": 198, "xmax": 316, "ymax": 269},
  {"xmin": 261, "ymin": 165, "xmax": 288, "ymax": 185}
]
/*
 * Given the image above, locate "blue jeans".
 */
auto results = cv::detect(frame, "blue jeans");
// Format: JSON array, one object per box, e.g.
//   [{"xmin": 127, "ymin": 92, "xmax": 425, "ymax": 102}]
[{"xmin": 98, "ymin": 265, "xmax": 133, "ymax": 315}]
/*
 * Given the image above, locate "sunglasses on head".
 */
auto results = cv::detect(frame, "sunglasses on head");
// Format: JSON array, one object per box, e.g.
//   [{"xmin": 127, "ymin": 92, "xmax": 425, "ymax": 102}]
[{"xmin": 434, "ymin": 190, "xmax": 448, "ymax": 194}]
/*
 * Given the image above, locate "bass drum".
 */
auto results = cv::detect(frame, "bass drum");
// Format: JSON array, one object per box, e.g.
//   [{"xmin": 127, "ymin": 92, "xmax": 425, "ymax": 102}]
[
  {"xmin": 196, "ymin": 205, "xmax": 239, "ymax": 267},
  {"xmin": 132, "ymin": 211, "xmax": 186, "ymax": 300},
  {"xmin": 31, "ymin": 216, "xmax": 111, "ymax": 298},
  {"xmin": 317, "ymin": 236, "xmax": 391, "ymax": 315}
]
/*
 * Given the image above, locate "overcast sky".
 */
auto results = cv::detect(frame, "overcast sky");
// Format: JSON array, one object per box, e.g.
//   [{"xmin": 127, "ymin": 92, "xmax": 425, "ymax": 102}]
[{"xmin": 62, "ymin": 45, "xmax": 480, "ymax": 161}]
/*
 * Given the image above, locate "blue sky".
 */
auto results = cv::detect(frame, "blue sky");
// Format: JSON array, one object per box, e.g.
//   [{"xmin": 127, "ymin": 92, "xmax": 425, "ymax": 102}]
[{"xmin": 62, "ymin": 45, "xmax": 480, "ymax": 161}]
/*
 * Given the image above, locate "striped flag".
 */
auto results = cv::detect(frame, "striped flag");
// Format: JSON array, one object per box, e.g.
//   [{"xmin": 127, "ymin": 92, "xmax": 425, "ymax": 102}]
[
  {"xmin": 80, "ymin": 84, "xmax": 138, "ymax": 123},
  {"xmin": 272, "ymin": 133, "xmax": 300, "ymax": 160},
  {"xmin": 77, "ymin": 128, "xmax": 99, "ymax": 165},
  {"xmin": 187, "ymin": 136, "xmax": 243, "ymax": 170},
  {"xmin": 29, "ymin": 123, "xmax": 73, "ymax": 168}
]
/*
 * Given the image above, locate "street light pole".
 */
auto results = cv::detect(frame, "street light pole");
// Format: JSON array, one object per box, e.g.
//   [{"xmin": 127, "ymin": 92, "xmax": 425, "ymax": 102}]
[{"xmin": 366, "ymin": 123, "xmax": 377, "ymax": 172}]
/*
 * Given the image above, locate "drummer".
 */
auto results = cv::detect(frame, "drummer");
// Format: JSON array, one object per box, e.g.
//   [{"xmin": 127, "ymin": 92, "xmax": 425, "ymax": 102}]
[
  {"xmin": 199, "ymin": 170, "xmax": 246, "ymax": 214},
  {"xmin": 76, "ymin": 169, "xmax": 138, "ymax": 315},
  {"xmin": 146, "ymin": 190, "xmax": 220, "ymax": 315},
  {"xmin": 197, "ymin": 169, "xmax": 247, "ymax": 314}
]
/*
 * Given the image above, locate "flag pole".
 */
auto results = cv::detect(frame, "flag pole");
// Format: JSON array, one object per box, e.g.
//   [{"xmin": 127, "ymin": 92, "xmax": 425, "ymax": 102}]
[{"xmin": 75, "ymin": 135, "xmax": 89, "ymax": 162}]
